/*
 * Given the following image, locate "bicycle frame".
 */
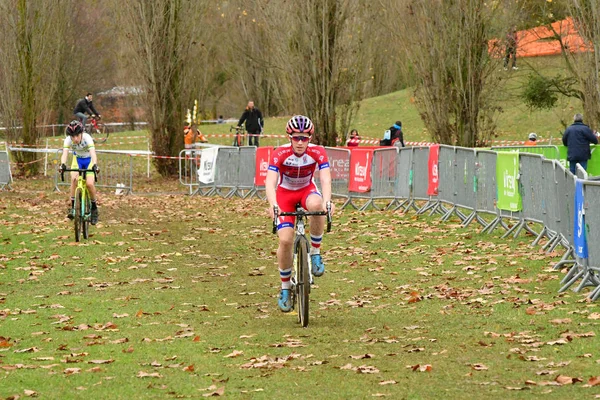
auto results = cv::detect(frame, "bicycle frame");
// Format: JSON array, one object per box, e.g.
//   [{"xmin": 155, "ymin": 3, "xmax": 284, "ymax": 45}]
[
  {"xmin": 230, "ymin": 126, "xmax": 246, "ymax": 147},
  {"xmin": 61, "ymin": 168, "xmax": 97, "ymax": 241},
  {"xmin": 272, "ymin": 204, "xmax": 332, "ymax": 326}
]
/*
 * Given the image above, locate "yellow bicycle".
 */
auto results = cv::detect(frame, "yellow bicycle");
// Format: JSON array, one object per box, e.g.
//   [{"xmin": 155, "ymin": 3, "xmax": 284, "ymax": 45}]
[{"xmin": 60, "ymin": 168, "xmax": 97, "ymax": 242}]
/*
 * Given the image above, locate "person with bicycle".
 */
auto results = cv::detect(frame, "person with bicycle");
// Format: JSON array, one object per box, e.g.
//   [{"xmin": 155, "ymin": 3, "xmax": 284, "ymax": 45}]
[
  {"xmin": 73, "ymin": 92, "xmax": 101, "ymax": 128},
  {"xmin": 237, "ymin": 101, "xmax": 263, "ymax": 147},
  {"xmin": 59, "ymin": 121, "xmax": 100, "ymax": 225},
  {"xmin": 266, "ymin": 115, "xmax": 335, "ymax": 312}
]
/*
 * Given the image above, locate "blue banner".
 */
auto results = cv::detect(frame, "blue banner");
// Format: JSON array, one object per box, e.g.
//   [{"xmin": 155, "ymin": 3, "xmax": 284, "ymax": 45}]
[{"xmin": 574, "ymin": 179, "xmax": 588, "ymax": 258}]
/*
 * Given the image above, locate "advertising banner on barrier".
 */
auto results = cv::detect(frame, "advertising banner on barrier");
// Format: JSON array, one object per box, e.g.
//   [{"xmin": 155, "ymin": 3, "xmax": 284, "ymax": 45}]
[
  {"xmin": 427, "ymin": 144, "xmax": 440, "ymax": 195},
  {"xmin": 574, "ymin": 179, "xmax": 588, "ymax": 258},
  {"xmin": 558, "ymin": 144, "xmax": 600, "ymax": 176},
  {"xmin": 496, "ymin": 151, "xmax": 522, "ymax": 211},
  {"xmin": 348, "ymin": 149, "xmax": 373, "ymax": 192},
  {"xmin": 199, "ymin": 147, "xmax": 218, "ymax": 184},
  {"xmin": 254, "ymin": 146, "xmax": 273, "ymax": 186}
]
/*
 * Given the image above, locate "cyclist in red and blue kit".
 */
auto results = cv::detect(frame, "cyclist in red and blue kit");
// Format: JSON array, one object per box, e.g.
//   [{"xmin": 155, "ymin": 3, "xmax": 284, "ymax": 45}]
[{"xmin": 266, "ymin": 115, "xmax": 335, "ymax": 312}]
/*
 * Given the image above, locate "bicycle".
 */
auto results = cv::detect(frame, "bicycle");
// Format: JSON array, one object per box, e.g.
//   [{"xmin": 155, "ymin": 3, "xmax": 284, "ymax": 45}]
[
  {"xmin": 60, "ymin": 168, "xmax": 98, "ymax": 242},
  {"xmin": 230, "ymin": 125, "xmax": 245, "ymax": 147},
  {"xmin": 272, "ymin": 203, "xmax": 332, "ymax": 327},
  {"xmin": 85, "ymin": 116, "xmax": 110, "ymax": 144}
]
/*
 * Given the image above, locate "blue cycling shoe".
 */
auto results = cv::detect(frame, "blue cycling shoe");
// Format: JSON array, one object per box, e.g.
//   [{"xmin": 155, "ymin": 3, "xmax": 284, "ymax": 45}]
[
  {"xmin": 311, "ymin": 254, "xmax": 325, "ymax": 277},
  {"xmin": 278, "ymin": 289, "xmax": 292, "ymax": 312}
]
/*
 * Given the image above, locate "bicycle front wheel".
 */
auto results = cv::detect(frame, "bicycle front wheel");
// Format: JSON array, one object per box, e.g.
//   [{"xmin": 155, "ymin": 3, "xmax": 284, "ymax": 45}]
[
  {"xmin": 74, "ymin": 188, "xmax": 82, "ymax": 242},
  {"xmin": 296, "ymin": 238, "xmax": 310, "ymax": 327},
  {"xmin": 82, "ymin": 192, "xmax": 91, "ymax": 240}
]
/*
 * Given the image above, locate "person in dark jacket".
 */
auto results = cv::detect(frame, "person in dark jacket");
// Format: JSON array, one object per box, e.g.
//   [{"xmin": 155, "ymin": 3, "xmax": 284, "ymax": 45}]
[
  {"xmin": 73, "ymin": 93, "xmax": 101, "ymax": 127},
  {"xmin": 562, "ymin": 113, "xmax": 598, "ymax": 174},
  {"xmin": 390, "ymin": 121, "xmax": 405, "ymax": 147},
  {"xmin": 237, "ymin": 101, "xmax": 263, "ymax": 147}
]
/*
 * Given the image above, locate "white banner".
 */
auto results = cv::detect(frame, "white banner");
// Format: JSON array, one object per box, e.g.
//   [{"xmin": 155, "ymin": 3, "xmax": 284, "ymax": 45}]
[{"xmin": 198, "ymin": 147, "xmax": 218, "ymax": 184}]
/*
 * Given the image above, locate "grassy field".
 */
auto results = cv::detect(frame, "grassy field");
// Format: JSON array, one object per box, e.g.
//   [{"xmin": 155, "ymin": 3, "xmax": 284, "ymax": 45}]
[
  {"xmin": 1, "ymin": 189, "xmax": 600, "ymax": 399},
  {"xmin": 1, "ymin": 54, "xmax": 599, "ymax": 399}
]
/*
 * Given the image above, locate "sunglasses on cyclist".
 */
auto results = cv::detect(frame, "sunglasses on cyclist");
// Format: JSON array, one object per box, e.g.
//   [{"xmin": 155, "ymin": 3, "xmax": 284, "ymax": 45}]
[{"xmin": 291, "ymin": 135, "xmax": 311, "ymax": 142}]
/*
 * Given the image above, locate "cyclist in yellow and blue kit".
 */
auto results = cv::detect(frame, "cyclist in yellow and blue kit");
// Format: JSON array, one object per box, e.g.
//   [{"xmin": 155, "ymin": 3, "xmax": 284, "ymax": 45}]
[{"xmin": 59, "ymin": 120, "xmax": 100, "ymax": 225}]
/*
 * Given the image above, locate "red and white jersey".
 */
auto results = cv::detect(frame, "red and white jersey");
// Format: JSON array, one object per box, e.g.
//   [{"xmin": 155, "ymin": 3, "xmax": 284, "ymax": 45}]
[{"xmin": 268, "ymin": 144, "xmax": 330, "ymax": 190}]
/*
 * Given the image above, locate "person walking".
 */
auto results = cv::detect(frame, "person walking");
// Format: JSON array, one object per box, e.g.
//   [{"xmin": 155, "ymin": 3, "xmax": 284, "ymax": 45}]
[
  {"xmin": 562, "ymin": 113, "xmax": 598, "ymax": 174},
  {"xmin": 237, "ymin": 101, "xmax": 263, "ymax": 147}
]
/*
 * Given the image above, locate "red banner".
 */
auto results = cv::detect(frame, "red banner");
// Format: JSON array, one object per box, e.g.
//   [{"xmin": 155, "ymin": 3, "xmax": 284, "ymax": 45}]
[
  {"xmin": 254, "ymin": 147, "xmax": 273, "ymax": 186},
  {"xmin": 427, "ymin": 145, "xmax": 439, "ymax": 196},
  {"xmin": 348, "ymin": 149, "xmax": 373, "ymax": 193}
]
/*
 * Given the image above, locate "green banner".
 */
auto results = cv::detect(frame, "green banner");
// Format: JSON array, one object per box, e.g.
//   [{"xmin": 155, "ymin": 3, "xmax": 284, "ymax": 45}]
[
  {"xmin": 496, "ymin": 152, "xmax": 522, "ymax": 211},
  {"xmin": 558, "ymin": 144, "xmax": 600, "ymax": 176},
  {"xmin": 492, "ymin": 145, "xmax": 559, "ymax": 160}
]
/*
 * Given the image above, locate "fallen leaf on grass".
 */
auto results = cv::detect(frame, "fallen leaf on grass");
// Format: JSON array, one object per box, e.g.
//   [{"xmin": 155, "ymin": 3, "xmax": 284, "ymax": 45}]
[
  {"xmin": 88, "ymin": 359, "xmax": 114, "ymax": 365},
  {"xmin": 64, "ymin": 368, "xmax": 81, "ymax": 375},
  {"xmin": 379, "ymin": 380, "xmax": 397, "ymax": 385},
  {"xmin": 586, "ymin": 376, "xmax": 600, "ymax": 386},
  {"xmin": 183, "ymin": 364, "xmax": 195, "ymax": 372},
  {"xmin": 224, "ymin": 350, "xmax": 243, "ymax": 358},
  {"xmin": 407, "ymin": 364, "xmax": 432, "ymax": 372},
  {"xmin": 137, "ymin": 371, "xmax": 163, "ymax": 378},
  {"xmin": 555, "ymin": 375, "xmax": 583, "ymax": 385},
  {"xmin": 471, "ymin": 363, "xmax": 488, "ymax": 371},
  {"xmin": 14, "ymin": 347, "xmax": 40, "ymax": 353},
  {"xmin": 24, "ymin": 389, "xmax": 38, "ymax": 397},
  {"xmin": 549, "ymin": 318, "xmax": 571, "ymax": 324},
  {"xmin": 202, "ymin": 386, "xmax": 225, "ymax": 397},
  {"xmin": 350, "ymin": 354, "xmax": 374, "ymax": 359}
]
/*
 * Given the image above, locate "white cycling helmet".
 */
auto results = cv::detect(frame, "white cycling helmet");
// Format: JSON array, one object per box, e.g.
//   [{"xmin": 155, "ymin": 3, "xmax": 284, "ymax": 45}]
[{"xmin": 528, "ymin": 132, "xmax": 537, "ymax": 140}]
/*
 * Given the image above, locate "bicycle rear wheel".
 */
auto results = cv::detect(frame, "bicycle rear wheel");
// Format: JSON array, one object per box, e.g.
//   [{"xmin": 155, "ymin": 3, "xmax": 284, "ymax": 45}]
[
  {"xmin": 296, "ymin": 238, "xmax": 310, "ymax": 327},
  {"xmin": 82, "ymin": 192, "xmax": 91, "ymax": 240},
  {"xmin": 93, "ymin": 123, "xmax": 109, "ymax": 144},
  {"xmin": 74, "ymin": 188, "xmax": 82, "ymax": 242}
]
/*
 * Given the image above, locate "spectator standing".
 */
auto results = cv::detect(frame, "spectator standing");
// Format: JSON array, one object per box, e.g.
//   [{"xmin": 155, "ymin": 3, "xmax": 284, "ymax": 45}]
[
  {"xmin": 347, "ymin": 129, "xmax": 360, "ymax": 147},
  {"xmin": 524, "ymin": 132, "xmax": 537, "ymax": 146},
  {"xmin": 184, "ymin": 125, "xmax": 197, "ymax": 149},
  {"xmin": 217, "ymin": 115, "xmax": 225, "ymax": 124},
  {"xmin": 504, "ymin": 26, "xmax": 518, "ymax": 70},
  {"xmin": 73, "ymin": 93, "xmax": 101, "ymax": 127},
  {"xmin": 390, "ymin": 121, "xmax": 405, "ymax": 147},
  {"xmin": 562, "ymin": 113, "xmax": 598, "ymax": 174},
  {"xmin": 237, "ymin": 101, "xmax": 264, "ymax": 147}
]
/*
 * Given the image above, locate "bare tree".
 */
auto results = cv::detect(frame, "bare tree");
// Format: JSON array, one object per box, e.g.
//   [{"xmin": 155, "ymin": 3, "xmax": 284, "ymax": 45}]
[
  {"xmin": 283, "ymin": 0, "xmax": 372, "ymax": 146},
  {"xmin": 567, "ymin": 0, "xmax": 600, "ymax": 130},
  {"xmin": 0, "ymin": 0, "xmax": 71, "ymax": 175},
  {"xmin": 119, "ymin": 0, "xmax": 209, "ymax": 175},
  {"xmin": 387, "ymin": 0, "xmax": 508, "ymax": 147}
]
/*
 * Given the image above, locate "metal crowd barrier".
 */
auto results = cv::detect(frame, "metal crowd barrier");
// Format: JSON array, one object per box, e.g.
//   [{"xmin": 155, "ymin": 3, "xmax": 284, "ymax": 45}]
[
  {"xmin": 322, "ymin": 147, "xmax": 351, "ymax": 200},
  {"xmin": 209, "ymin": 147, "xmax": 240, "ymax": 198},
  {"xmin": 388, "ymin": 147, "xmax": 412, "ymax": 211},
  {"xmin": 236, "ymin": 147, "xmax": 257, "ymax": 198},
  {"xmin": 358, "ymin": 147, "xmax": 398, "ymax": 211},
  {"xmin": 491, "ymin": 145, "xmax": 560, "ymax": 160},
  {"xmin": 0, "ymin": 144, "xmax": 12, "ymax": 190},
  {"xmin": 411, "ymin": 146, "xmax": 431, "ymax": 213},
  {"xmin": 54, "ymin": 151, "xmax": 133, "ymax": 194},
  {"xmin": 175, "ymin": 143, "xmax": 600, "ymax": 300}
]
